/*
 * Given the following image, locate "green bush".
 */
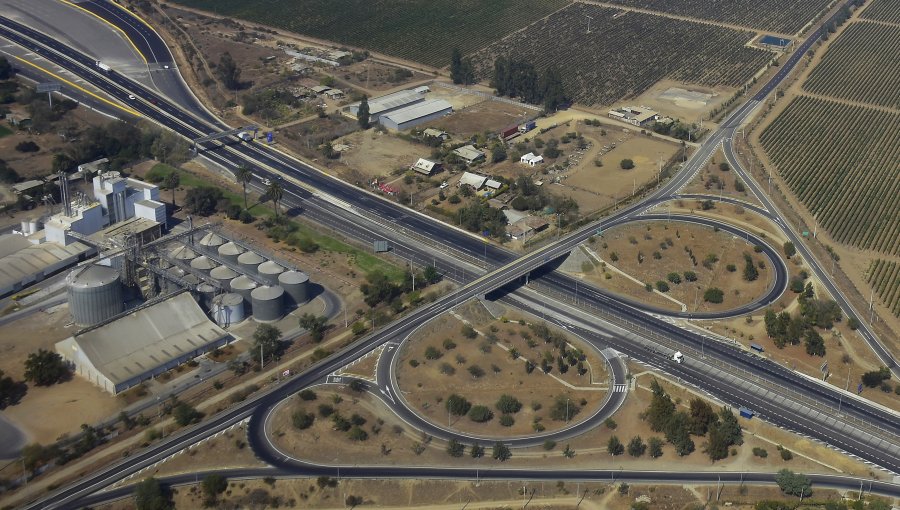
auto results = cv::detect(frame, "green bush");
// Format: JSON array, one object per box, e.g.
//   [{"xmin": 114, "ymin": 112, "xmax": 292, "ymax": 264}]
[{"xmin": 468, "ymin": 405, "xmax": 493, "ymax": 422}]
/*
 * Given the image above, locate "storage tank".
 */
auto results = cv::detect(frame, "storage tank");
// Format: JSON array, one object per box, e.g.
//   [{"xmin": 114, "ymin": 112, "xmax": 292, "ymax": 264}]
[
  {"xmin": 251, "ymin": 285, "xmax": 284, "ymax": 322},
  {"xmin": 170, "ymin": 245, "xmax": 197, "ymax": 263},
  {"xmin": 278, "ymin": 270, "xmax": 310, "ymax": 306},
  {"xmin": 230, "ymin": 275, "xmax": 257, "ymax": 313},
  {"xmin": 217, "ymin": 242, "xmax": 244, "ymax": 264},
  {"xmin": 211, "ymin": 292, "xmax": 245, "ymax": 327},
  {"xmin": 257, "ymin": 260, "xmax": 284, "ymax": 285},
  {"xmin": 190, "ymin": 256, "xmax": 216, "ymax": 274},
  {"xmin": 66, "ymin": 265, "xmax": 124, "ymax": 326},
  {"xmin": 198, "ymin": 232, "xmax": 225, "ymax": 253},
  {"xmin": 195, "ymin": 283, "xmax": 217, "ymax": 310},
  {"xmin": 210, "ymin": 265, "xmax": 239, "ymax": 289},
  {"xmin": 237, "ymin": 251, "xmax": 265, "ymax": 275}
]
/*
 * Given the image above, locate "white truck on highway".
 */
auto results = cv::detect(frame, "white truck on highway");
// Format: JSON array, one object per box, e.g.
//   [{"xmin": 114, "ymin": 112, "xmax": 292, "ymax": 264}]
[
  {"xmin": 672, "ymin": 351, "xmax": 684, "ymax": 364},
  {"xmin": 95, "ymin": 61, "xmax": 112, "ymax": 73}
]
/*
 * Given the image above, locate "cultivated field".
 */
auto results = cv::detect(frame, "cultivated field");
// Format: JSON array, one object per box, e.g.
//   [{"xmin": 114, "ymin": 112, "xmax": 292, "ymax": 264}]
[
  {"xmin": 471, "ymin": 4, "xmax": 772, "ymax": 106},
  {"xmin": 759, "ymin": 96, "xmax": 900, "ymax": 256},
  {"xmin": 802, "ymin": 21, "xmax": 900, "ymax": 109},
  {"xmin": 861, "ymin": 0, "xmax": 900, "ymax": 24},
  {"xmin": 601, "ymin": 0, "xmax": 831, "ymax": 33},
  {"xmin": 169, "ymin": 0, "xmax": 569, "ymax": 67},
  {"xmin": 867, "ymin": 259, "xmax": 900, "ymax": 318}
]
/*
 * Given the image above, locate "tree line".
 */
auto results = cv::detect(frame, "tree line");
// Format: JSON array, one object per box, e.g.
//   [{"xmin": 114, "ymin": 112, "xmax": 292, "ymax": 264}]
[{"xmin": 490, "ymin": 57, "xmax": 567, "ymax": 111}]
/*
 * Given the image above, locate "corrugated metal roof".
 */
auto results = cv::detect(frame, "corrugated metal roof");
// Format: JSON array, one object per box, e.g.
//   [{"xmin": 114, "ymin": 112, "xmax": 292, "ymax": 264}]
[
  {"xmin": 380, "ymin": 99, "xmax": 452, "ymax": 125},
  {"xmin": 0, "ymin": 236, "xmax": 90, "ymax": 294}
]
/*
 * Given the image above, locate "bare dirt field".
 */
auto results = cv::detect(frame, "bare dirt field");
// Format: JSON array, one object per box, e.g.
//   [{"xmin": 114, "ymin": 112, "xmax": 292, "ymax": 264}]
[
  {"xmin": 335, "ymin": 60, "xmax": 433, "ymax": 93},
  {"xmin": 429, "ymin": 100, "xmax": 532, "ymax": 139},
  {"xmin": 335, "ymin": 130, "xmax": 425, "ymax": 180},
  {"xmin": 146, "ymin": 425, "xmax": 265, "ymax": 479},
  {"xmin": 680, "ymin": 148, "xmax": 763, "ymax": 207},
  {"xmin": 395, "ymin": 304, "xmax": 609, "ymax": 438},
  {"xmin": 631, "ymin": 79, "xmax": 735, "ymax": 121},
  {"xmin": 573, "ymin": 220, "xmax": 774, "ymax": 313}
]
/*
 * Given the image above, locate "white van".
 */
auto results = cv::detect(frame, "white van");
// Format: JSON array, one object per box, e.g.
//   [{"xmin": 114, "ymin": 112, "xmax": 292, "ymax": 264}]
[{"xmin": 672, "ymin": 351, "xmax": 684, "ymax": 364}]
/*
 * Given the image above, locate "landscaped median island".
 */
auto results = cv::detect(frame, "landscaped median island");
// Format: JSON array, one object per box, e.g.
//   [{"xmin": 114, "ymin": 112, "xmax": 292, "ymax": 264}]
[{"xmin": 394, "ymin": 305, "xmax": 609, "ymax": 438}]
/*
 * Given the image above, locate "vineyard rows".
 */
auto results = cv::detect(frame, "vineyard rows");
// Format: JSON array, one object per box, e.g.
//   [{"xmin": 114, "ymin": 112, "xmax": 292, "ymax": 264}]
[
  {"xmin": 471, "ymin": 4, "xmax": 771, "ymax": 106},
  {"xmin": 170, "ymin": 0, "xmax": 569, "ymax": 67},
  {"xmin": 802, "ymin": 21, "xmax": 900, "ymax": 109},
  {"xmin": 599, "ymin": 0, "xmax": 831, "ymax": 33},
  {"xmin": 867, "ymin": 260, "xmax": 900, "ymax": 317},
  {"xmin": 759, "ymin": 96, "xmax": 900, "ymax": 256},
  {"xmin": 861, "ymin": 0, "xmax": 900, "ymax": 24}
]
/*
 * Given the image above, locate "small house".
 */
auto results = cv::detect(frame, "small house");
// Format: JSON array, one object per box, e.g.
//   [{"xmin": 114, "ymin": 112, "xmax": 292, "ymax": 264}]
[
  {"xmin": 453, "ymin": 145, "xmax": 486, "ymax": 165},
  {"xmin": 415, "ymin": 85, "xmax": 431, "ymax": 94},
  {"xmin": 423, "ymin": 128, "xmax": 450, "ymax": 141},
  {"xmin": 324, "ymin": 89, "xmax": 345, "ymax": 100},
  {"xmin": 458, "ymin": 172, "xmax": 487, "ymax": 191},
  {"xmin": 520, "ymin": 153, "xmax": 544, "ymax": 167},
  {"xmin": 311, "ymin": 85, "xmax": 332, "ymax": 95},
  {"xmin": 412, "ymin": 158, "xmax": 441, "ymax": 176}
]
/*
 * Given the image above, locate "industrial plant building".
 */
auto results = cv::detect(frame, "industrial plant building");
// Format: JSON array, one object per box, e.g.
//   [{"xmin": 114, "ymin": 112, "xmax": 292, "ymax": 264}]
[
  {"xmin": 346, "ymin": 89, "xmax": 425, "ymax": 122},
  {"xmin": 0, "ymin": 233, "xmax": 92, "ymax": 297},
  {"xmin": 607, "ymin": 106, "xmax": 659, "ymax": 127},
  {"xmin": 56, "ymin": 292, "xmax": 229, "ymax": 394},
  {"xmin": 92, "ymin": 171, "xmax": 166, "ymax": 227}
]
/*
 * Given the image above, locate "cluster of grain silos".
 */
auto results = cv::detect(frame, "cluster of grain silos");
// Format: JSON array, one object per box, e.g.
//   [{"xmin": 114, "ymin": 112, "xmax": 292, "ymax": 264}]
[
  {"xmin": 66, "ymin": 265, "xmax": 125, "ymax": 326},
  {"xmin": 160, "ymin": 230, "xmax": 313, "ymax": 325}
]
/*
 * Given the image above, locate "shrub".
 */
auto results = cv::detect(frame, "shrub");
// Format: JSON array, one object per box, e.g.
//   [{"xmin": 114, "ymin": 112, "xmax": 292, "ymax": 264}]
[
  {"xmin": 442, "ymin": 339, "xmax": 457, "ymax": 350},
  {"xmin": 620, "ymin": 159, "xmax": 635, "ymax": 170},
  {"xmin": 704, "ymin": 288, "xmax": 724, "ymax": 303},
  {"xmin": 655, "ymin": 281, "xmax": 670, "ymax": 292},
  {"xmin": 683, "ymin": 271, "xmax": 697, "ymax": 282},
  {"xmin": 424, "ymin": 346, "xmax": 442, "ymax": 360},
  {"xmin": 667, "ymin": 273, "xmax": 682, "ymax": 284},
  {"xmin": 496, "ymin": 394, "xmax": 522, "ymax": 414},
  {"xmin": 292, "ymin": 411, "xmax": 314, "ymax": 430},
  {"xmin": 752, "ymin": 447, "xmax": 768, "ymax": 458},
  {"xmin": 299, "ymin": 389, "xmax": 317, "ymax": 401},
  {"xmin": 15, "ymin": 141, "xmax": 40, "ymax": 152},
  {"xmin": 468, "ymin": 405, "xmax": 493, "ymax": 422},
  {"xmin": 499, "ymin": 414, "xmax": 514, "ymax": 427},
  {"xmin": 446, "ymin": 394, "xmax": 471, "ymax": 416}
]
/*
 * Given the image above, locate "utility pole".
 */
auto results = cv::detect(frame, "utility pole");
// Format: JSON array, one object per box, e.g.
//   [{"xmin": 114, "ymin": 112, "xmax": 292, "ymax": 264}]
[{"xmin": 260, "ymin": 343, "xmax": 264, "ymax": 369}]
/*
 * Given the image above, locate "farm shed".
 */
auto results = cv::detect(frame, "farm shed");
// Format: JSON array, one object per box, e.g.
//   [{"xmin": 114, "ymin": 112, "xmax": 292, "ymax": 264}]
[
  {"xmin": 608, "ymin": 106, "xmax": 659, "ymax": 127},
  {"xmin": 412, "ymin": 158, "xmax": 441, "ymax": 175},
  {"xmin": 347, "ymin": 90, "xmax": 424, "ymax": 121},
  {"xmin": 379, "ymin": 99, "xmax": 453, "ymax": 131},
  {"xmin": 423, "ymin": 128, "xmax": 450, "ymax": 141},
  {"xmin": 311, "ymin": 85, "xmax": 332, "ymax": 95},
  {"xmin": 458, "ymin": 172, "xmax": 487, "ymax": 190},
  {"xmin": 520, "ymin": 152, "xmax": 544, "ymax": 166},
  {"xmin": 55, "ymin": 292, "xmax": 230, "ymax": 395},
  {"xmin": 453, "ymin": 145, "xmax": 486, "ymax": 165}
]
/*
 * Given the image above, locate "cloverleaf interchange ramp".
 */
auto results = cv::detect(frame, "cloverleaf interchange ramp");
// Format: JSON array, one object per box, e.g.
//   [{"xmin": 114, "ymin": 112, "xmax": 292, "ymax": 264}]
[{"xmin": 0, "ymin": 1, "xmax": 897, "ymax": 507}]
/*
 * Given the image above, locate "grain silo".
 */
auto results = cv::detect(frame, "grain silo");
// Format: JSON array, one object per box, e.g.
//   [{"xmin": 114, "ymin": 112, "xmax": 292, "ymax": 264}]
[
  {"xmin": 67, "ymin": 265, "xmax": 124, "ymax": 326},
  {"xmin": 211, "ymin": 292, "xmax": 245, "ymax": 327},
  {"xmin": 198, "ymin": 232, "xmax": 225, "ymax": 254},
  {"xmin": 217, "ymin": 241, "xmax": 244, "ymax": 264},
  {"xmin": 257, "ymin": 260, "xmax": 284, "ymax": 285},
  {"xmin": 195, "ymin": 283, "xmax": 218, "ymax": 310},
  {"xmin": 251, "ymin": 285, "xmax": 284, "ymax": 322},
  {"xmin": 278, "ymin": 270, "xmax": 310, "ymax": 306},
  {"xmin": 237, "ymin": 251, "xmax": 265, "ymax": 275},
  {"xmin": 210, "ymin": 265, "xmax": 239, "ymax": 289},
  {"xmin": 190, "ymin": 256, "xmax": 217, "ymax": 274},
  {"xmin": 170, "ymin": 245, "xmax": 197, "ymax": 263},
  {"xmin": 229, "ymin": 275, "xmax": 257, "ymax": 313}
]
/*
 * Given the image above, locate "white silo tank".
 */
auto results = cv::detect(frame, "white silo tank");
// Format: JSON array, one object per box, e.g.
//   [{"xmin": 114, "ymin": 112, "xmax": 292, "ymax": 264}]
[
  {"xmin": 190, "ymin": 256, "xmax": 217, "ymax": 274},
  {"xmin": 278, "ymin": 270, "xmax": 310, "ymax": 306},
  {"xmin": 230, "ymin": 275, "xmax": 257, "ymax": 313},
  {"xmin": 257, "ymin": 260, "xmax": 284, "ymax": 285},
  {"xmin": 217, "ymin": 241, "xmax": 245, "ymax": 264},
  {"xmin": 198, "ymin": 232, "xmax": 225, "ymax": 254},
  {"xmin": 251, "ymin": 285, "xmax": 284, "ymax": 322},
  {"xmin": 170, "ymin": 245, "xmax": 197, "ymax": 263},
  {"xmin": 195, "ymin": 283, "xmax": 217, "ymax": 310},
  {"xmin": 210, "ymin": 265, "xmax": 239, "ymax": 289},
  {"xmin": 237, "ymin": 251, "xmax": 265, "ymax": 275},
  {"xmin": 211, "ymin": 292, "xmax": 245, "ymax": 327}
]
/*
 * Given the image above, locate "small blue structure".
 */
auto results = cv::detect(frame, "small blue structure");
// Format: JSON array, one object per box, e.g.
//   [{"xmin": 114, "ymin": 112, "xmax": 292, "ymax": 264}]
[
  {"xmin": 750, "ymin": 343, "xmax": 764, "ymax": 353},
  {"xmin": 739, "ymin": 407, "xmax": 755, "ymax": 419},
  {"xmin": 760, "ymin": 35, "xmax": 791, "ymax": 48}
]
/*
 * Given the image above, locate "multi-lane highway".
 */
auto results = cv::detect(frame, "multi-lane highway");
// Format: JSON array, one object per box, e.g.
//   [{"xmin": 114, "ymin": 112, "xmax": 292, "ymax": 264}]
[{"xmin": 1, "ymin": 0, "xmax": 898, "ymax": 506}]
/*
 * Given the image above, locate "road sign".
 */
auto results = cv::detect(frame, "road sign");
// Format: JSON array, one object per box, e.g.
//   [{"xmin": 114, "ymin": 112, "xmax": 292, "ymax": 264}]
[
  {"xmin": 36, "ymin": 82, "xmax": 61, "ymax": 93},
  {"xmin": 802, "ymin": 231, "xmax": 810, "ymax": 237},
  {"xmin": 857, "ymin": 383, "xmax": 863, "ymax": 394},
  {"xmin": 266, "ymin": 131, "xmax": 274, "ymax": 143}
]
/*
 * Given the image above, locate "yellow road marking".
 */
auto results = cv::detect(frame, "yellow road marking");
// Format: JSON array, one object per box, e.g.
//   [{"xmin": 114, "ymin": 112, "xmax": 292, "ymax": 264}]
[
  {"xmin": 107, "ymin": 0, "xmax": 157, "ymax": 32},
  {"xmin": 14, "ymin": 56, "xmax": 142, "ymax": 117},
  {"xmin": 56, "ymin": 0, "xmax": 148, "ymax": 65}
]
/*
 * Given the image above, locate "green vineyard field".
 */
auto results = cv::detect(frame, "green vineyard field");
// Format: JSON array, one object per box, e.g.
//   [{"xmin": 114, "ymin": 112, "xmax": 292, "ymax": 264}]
[
  {"xmin": 867, "ymin": 260, "xmax": 900, "ymax": 317},
  {"xmin": 861, "ymin": 0, "xmax": 900, "ymax": 24},
  {"xmin": 168, "ymin": 0, "xmax": 569, "ymax": 68},
  {"xmin": 803, "ymin": 21, "xmax": 900, "ymax": 109},
  {"xmin": 472, "ymin": 3, "xmax": 771, "ymax": 106},
  {"xmin": 600, "ymin": 0, "xmax": 831, "ymax": 33},
  {"xmin": 759, "ymin": 96, "xmax": 900, "ymax": 256}
]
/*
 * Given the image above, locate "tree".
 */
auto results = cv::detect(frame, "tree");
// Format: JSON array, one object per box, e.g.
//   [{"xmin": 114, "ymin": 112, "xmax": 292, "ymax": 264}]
[
  {"xmin": 688, "ymin": 398, "xmax": 717, "ymax": 435},
  {"xmin": 0, "ymin": 369, "xmax": 25, "ymax": 409},
  {"xmin": 667, "ymin": 272, "xmax": 682, "ymax": 284},
  {"xmin": 705, "ymin": 423, "xmax": 730, "ymax": 461},
  {"xmin": 804, "ymin": 329, "xmax": 826, "ymax": 356},
  {"xmin": 184, "ymin": 187, "xmax": 223, "ymax": 216},
  {"xmin": 446, "ymin": 394, "xmax": 471, "ymax": 416},
  {"xmin": 549, "ymin": 395, "xmax": 579, "ymax": 421},
  {"xmin": 0, "ymin": 56, "xmax": 11, "ymax": 80},
  {"xmin": 23, "ymin": 349, "xmax": 68, "ymax": 386},
  {"xmin": 775, "ymin": 469, "xmax": 811, "ymax": 498},
  {"xmin": 683, "ymin": 271, "xmax": 697, "ymax": 282},
  {"xmin": 764, "ymin": 309, "xmax": 778, "ymax": 339},
  {"xmin": 423, "ymin": 265, "xmax": 441, "ymax": 284},
  {"xmin": 648, "ymin": 437, "xmax": 664, "ymax": 458},
  {"xmin": 357, "ymin": 96, "xmax": 370, "ymax": 129},
  {"xmin": 607, "ymin": 435, "xmax": 624, "ymax": 455},
  {"xmin": 743, "ymin": 254, "xmax": 759, "ymax": 282},
  {"xmin": 627, "ymin": 436, "xmax": 646, "ymax": 457},
  {"xmin": 861, "ymin": 367, "xmax": 890, "ymax": 388},
  {"xmin": 704, "ymin": 288, "xmax": 724, "ymax": 303},
  {"xmin": 217, "ymin": 52, "xmax": 241, "ymax": 90},
  {"xmin": 491, "ymin": 144, "xmax": 507, "ymax": 163},
  {"xmin": 450, "ymin": 48, "xmax": 463, "ymax": 84},
  {"xmin": 163, "ymin": 170, "xmax": 180, "ymax": 206},
  {"xmin": 468, "ymin": 405, "xmax": 493, "ymax": 422},
  {"xmin": 299, "ymin": 313, "xmax": 328, "ymax": 342},
  {"xmin": 719, "ymin": 162, "xmax": 730, "ymax": 171},
  {"xmin": 236, "ymin": 165, "xmax": 253, "ymax": 209},
  {"xmin": 134, "ymin": 477, "xmax": 172, "ymax": 510},
  {"xmin": 346, "ymin": 495, "xmax": 364, "ymax": 507},
  {"xmin": 716, "ymin": 406, "xmax": 743, "ymax": 447},
  {"xmin": 470, "ymin": 443, "xmax": 484, "ymax": 458},
  {"xmin": 292, "ymin": 410, "xmax": 315, "ymax": 429},
  {"xmin": 495, "ymin": 394, "xmax": 522, "ymax": 414},
  {"xmin": 252, "ymin": 323, "xmax": 282, "ymax": 364},
  {"xmin": 541, "ymin": 65, "xmax": 567, "ymax": 111},
  {"xmin": 665, "ymin": 412, "xmax": 694, "ymax": 456},
  {"xmin": 620, "ymin": 159, "xmax": 635, "ymax": 170},
  {"xmin": 446, "ymin": 438, "xmax": 465, "ymax": 457},
  {"xmin": 646, "ymin": 380, "xmax": 675, "ymax": 432},
  {"xmin": 201, "ymin": 474, "xmax": 228, "ymax": 504},
  {"xmin": 783, "ymin": 241, "xmax": 796, "ymax": 258},
  {"xmin": 173, "ymin": 402, "xmax": 202, "ymax": 426},
  {"xmin": 492, "ymin": 442, "xmax": 511, "ymax": 461},
  {"xmin": 266, "ymin": 180, "xmax": 284, "ymax": 218}
]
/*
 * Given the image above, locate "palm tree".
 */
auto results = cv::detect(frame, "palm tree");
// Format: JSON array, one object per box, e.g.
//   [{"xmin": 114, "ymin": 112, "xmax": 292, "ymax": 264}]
[
  {"xmin": 267, "ymin": 180, "xmax": 283, "ymax": 219},
  {"xmin": 163, "ymin": 171, "xmax": 180, "ymax": 206},
  {"xmin": 236, "ymin": 165, "xmax": 253, "ymax": 209}
]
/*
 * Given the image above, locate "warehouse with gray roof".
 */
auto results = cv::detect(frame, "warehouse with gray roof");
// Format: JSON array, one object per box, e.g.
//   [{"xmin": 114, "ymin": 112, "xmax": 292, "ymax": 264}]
[
  {"xmin": 379, "ymin": 99, "xmax": 453, "ymax": 131},
  {"xmin": 346, "ymin": 89, "xmax": 424, "ymax": 122}
]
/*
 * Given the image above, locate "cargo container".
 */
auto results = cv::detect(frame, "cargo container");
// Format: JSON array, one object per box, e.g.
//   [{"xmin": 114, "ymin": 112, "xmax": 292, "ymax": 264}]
[
  {"xmin": 739, "ymin": 407, "xmax": 755, "ymax": 419},
  {"xmin": 95, "ymin": 61, "xmax": 112, "ymax": 72},
  {"xmin": 500, "ymin": 126, "xmax": 518, "ymax": 139}
]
